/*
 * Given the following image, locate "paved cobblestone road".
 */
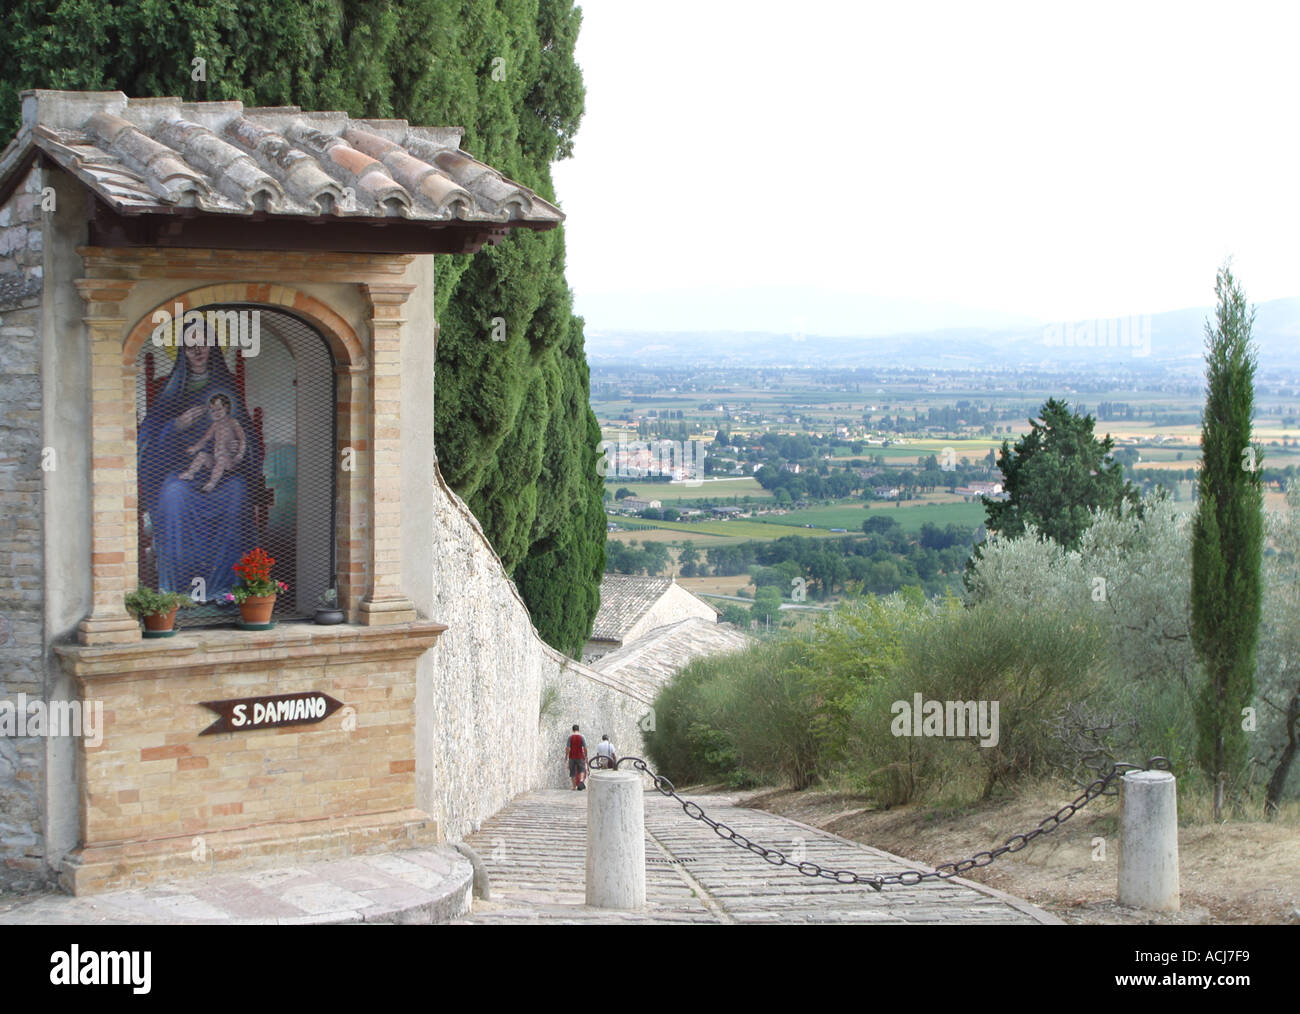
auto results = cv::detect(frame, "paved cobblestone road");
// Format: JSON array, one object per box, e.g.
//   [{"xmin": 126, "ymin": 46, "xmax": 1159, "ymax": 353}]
[{"xmin": 457, "ymin": 787, "xmax": 1059, "ymax": 924}]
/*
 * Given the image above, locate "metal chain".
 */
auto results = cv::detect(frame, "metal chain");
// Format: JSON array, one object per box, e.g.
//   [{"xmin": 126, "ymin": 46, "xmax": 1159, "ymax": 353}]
[{"xmin": 599, "ymin": 755, "xmax": 1172, "ymax": 892}]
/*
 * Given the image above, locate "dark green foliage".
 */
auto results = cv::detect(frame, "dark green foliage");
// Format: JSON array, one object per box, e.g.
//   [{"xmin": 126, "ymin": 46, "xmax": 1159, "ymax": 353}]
[
  {"xmin": 983, "ymin": 398, "xmax": 1139, "ymax": 549},
  {"xmin": 1191, "ymin": 265, "xmax": 1263, "ymax": 813},
  {"xmin": 645, "ymin": 638, "xmax": 821, "ymax": 789},
  {"xmin": 717, "ymin": 603, "xmax": 750, "ymax": 626},
  {"xmin": 750, "ymin": 586, "xmax": 782, "ymax": 624},
  {"xmin": 2, "ymin": 0, "xmax": 602, "ymax": 654},
  {"xmin": 604, "ymin": 539, "xmax": 668, "ymax": 577},
  {"xmin": 644, "ymin": 660, "xmax": 742, "ymax": 787}
]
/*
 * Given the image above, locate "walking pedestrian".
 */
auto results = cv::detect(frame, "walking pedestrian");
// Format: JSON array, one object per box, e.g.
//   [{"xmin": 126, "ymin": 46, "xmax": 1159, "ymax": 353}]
[
  {"xmin": 566, "ymin": 724, "xmax": 588, "ymax": 790},
  {"xmin": 595, "ymin": 734, "xmax": 617, "ymax": 770}
]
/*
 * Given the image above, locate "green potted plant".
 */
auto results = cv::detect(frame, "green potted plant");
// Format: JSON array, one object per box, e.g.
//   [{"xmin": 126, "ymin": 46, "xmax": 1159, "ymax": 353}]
[
  {"xmin": 313, "ymin": 587, "xmax": 344, "ymax": 625},
  {"xmin": 124, "ymin": 586, "xmax": 195, "ymax": 638},
  {"xmin": 224, "ymin": 547, "xmax": 288, "ymax": 629}
]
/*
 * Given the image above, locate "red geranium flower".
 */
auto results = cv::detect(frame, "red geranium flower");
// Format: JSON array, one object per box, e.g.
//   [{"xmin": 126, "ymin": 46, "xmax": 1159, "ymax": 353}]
[
  {"xmin": 234, "ymin": 547, "xmax": 275, "ymax": 583},
  {"xmin": 231, "ymin": 547, "xmax": 281, "ymax": 603}
]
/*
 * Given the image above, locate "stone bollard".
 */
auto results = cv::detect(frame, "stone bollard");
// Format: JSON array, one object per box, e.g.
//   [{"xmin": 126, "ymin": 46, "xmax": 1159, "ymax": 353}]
[
  {"xmin": 1118, "ymin": 770, "xmax": 1180, "ymax": 912},
  {"xmin": 585, "ymin": 770, "xmax": 646, "ymax": 909}
]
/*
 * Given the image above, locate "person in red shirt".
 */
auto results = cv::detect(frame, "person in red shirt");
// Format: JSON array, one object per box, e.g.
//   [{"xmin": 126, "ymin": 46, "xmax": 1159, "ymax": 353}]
[{"xmin": 566, "ymin": 724, "xmax": 588, "ymax": 790}]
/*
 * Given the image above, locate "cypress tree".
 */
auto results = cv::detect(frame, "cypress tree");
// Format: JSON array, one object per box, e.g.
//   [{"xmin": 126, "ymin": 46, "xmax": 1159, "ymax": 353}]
[
  {"xmin": 1190, "ymin": 264, "xmax": 1263, "ymax": 819},
  {"xmin": 0, "ymin": 0, "xmax": 604, "ymax": 656}
]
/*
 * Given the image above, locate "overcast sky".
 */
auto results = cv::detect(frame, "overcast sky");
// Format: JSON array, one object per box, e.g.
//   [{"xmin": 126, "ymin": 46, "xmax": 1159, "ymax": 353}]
[{"xmin": 550, "ymin": 1, "xmax": 1300, "ymax": 336}]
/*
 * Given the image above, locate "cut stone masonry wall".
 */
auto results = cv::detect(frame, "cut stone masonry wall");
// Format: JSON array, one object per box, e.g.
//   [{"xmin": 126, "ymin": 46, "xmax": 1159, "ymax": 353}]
[
  {"xmin": 0, "ymin": 167, "xmax": 47, "ymax": 890},
  {"xmin": 423, "ymin": 466, "xmax": 652, "ymax": 839}
]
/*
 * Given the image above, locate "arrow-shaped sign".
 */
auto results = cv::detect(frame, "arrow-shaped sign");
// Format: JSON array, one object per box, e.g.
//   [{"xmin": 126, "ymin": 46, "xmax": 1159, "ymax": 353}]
[{"xmin": 198, "ymin": 691, "xmax": 344, "ymax": 736}]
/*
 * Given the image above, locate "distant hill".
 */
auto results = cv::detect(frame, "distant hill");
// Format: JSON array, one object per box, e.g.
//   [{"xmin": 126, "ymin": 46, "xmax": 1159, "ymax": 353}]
[{"xmin": 585, "ymin": 298, "xmax": 1300, "ymax": 370}]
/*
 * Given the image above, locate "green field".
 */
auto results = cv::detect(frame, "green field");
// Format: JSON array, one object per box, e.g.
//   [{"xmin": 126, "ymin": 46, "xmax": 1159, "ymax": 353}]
[
  {"xmin": 614, "ymin": 498, "xmax": 987, "ymax": 541},
  {"xmin": 605, "ymin": 477, "xmax": 770, "ymax": 502},
  {"xmin": 751, "ymin": 500, "xmax": 987, "ymax": 532},
  {"xmin": 615, "ymin": 517, "xmax": 848, "ymax": 540}
]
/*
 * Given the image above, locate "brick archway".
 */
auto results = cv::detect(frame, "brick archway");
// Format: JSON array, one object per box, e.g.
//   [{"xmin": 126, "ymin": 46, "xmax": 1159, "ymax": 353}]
[
  {"xmin": 119, "ymin": 284, "xmax": 376, "ymax": 628},
  {"xmin": 75, "ymin": 254, "xmax": 418, "ymax": 645},
  {"xmin": 122, "ymin": 284, "xmax": 365, "ymax": 369}
]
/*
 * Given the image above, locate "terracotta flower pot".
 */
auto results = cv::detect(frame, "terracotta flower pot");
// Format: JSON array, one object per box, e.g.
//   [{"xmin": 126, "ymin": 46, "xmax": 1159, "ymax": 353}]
[
  {"xmin": 141, "ymin": 605, "xmax": 179, "ymax": 638},
  {"xmin": 238, "ymin": 594, "xmax": 276, "ymax": 626}
]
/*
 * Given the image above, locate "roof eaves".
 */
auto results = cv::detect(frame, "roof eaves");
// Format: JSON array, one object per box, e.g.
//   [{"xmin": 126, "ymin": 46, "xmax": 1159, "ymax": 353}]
[
  {"xmin": 3, "ymin": 90, "xmax": 564, "ymax": 236},
  {"xmin": 0, "ymin": 126, "xmax": 38, "ymax": 208}
]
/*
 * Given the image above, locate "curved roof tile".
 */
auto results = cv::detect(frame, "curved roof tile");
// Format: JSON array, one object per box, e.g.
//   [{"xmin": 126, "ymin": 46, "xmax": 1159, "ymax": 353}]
[
  {"xmin": 155, "ymin": 118, "xmax": 287, "ymax": 211},
  {"xmin": 222, "ymin": 117, "xmax": 345, "ymax": 213},
  {"xmin": 1, "ymin": 90, "xmax": 563, "ymax": 227},
  {"xmin": 342, "ymin": 127, "xmax": 474, "ymax": 216}
]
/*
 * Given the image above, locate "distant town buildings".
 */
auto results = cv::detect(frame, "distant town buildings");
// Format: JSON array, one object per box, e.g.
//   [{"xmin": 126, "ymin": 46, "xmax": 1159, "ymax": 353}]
[
  {"xmin": 954, "ymin": 480, "xmax": 1004, "ymax": 497},
  {"xmin": 602, "ymin": 439, "xmax": 705, "ymax": 483}
]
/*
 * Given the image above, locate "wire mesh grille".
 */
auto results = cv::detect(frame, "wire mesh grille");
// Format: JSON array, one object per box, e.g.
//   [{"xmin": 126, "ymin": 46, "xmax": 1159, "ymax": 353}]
[{"xmin": 135, "ymin": 305, "xmax": 336, "ymax": 625}]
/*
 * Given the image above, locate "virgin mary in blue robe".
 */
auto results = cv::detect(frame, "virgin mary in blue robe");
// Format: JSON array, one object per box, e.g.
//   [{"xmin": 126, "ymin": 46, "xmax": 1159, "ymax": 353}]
[{"xmin": 137, "ymin": 342, "xmax": 262, "ymax": 602}]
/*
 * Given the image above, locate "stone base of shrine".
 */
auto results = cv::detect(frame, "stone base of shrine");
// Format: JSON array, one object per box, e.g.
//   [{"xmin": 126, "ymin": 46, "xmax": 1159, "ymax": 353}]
[
  {"xmin": 54, "ymin": 620, "xmax": 446, "ymax": 896},
  {"xmin": 58, "ymin": 807, "xmax": 440, "ymax": 895}
]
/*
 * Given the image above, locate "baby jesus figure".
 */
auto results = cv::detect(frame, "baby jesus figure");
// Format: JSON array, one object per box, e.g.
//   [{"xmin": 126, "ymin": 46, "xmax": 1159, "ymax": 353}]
[{"xmin": 179, "ymin": 393, "xmax": 247, "ymax": 492}]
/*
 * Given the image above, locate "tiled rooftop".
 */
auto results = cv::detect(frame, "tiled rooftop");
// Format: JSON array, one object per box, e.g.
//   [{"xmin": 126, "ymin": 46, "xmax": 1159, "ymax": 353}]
[
  {"xmin": 589, "ymin": 575, "xmax": 675, "ymax": 642},
  {"xmin": 591, "ymin": 617, "xmax": 753, "ymax": 700},
  {"xmin": 0, "ymin": 90, "xmax": 562, "ymax": 227}
]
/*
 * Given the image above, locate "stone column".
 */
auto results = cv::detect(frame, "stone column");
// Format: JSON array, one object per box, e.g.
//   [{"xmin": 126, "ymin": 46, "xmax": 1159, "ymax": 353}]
[
  {"xmin": 1118, "ymin": 770, "xmax": 1180, "ymax": 912},
  {"xmin": 75, "ymin": 278, "xmax": 141, "ymax": 645},
  {"xmin": 334, "ymin": 359, "xmax": 368, "ymax": 623},
  {"xmin": 585, "ymin": 770, "xmax": 646, "ymax": 909},
  {"xmin": 358, "ymin": 282, "xmax": 417, "ymax": 625}
]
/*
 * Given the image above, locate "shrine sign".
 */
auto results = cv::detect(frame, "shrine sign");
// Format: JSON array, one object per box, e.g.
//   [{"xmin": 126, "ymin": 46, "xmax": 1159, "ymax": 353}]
[{"xmin": 199, "ymin": 692, "xmax": 344, "ymax": 736}]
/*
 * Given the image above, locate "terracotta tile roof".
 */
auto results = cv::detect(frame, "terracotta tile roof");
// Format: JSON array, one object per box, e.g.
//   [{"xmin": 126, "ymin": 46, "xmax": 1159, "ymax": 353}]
[
  {"xmin": 592, "ymin": 617, "xmax": 753, "ymax": 700},
  {"xmin": 0, "ymin": 90, "xmax": 562, "ymax": 227}
]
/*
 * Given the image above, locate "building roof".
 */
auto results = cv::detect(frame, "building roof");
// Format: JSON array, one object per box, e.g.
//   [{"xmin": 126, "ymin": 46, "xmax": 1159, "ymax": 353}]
[
  {"xmin": 0, "ymin": 90, "xmax": 562, "ymax": 240},
  {"xmin": 592, "ymin": 617, "xmax": 752, "ymax": 700},
  {"xmin": 589, "ymin": 575, "xmax": 674, "ymax": 642}
]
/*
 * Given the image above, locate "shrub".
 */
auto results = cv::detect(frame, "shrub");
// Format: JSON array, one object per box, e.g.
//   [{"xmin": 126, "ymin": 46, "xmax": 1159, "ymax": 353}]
[
  {"xmin": 964, "ymin": 497, "xmax": 1200, "ymax": 782},
  {"xmin": 648, "ymin": 594, "xmax": 931, "ymax": 790},
  {"xmin": 837, "ymin": 599, "xmax": 1108, "ymax": 802}
]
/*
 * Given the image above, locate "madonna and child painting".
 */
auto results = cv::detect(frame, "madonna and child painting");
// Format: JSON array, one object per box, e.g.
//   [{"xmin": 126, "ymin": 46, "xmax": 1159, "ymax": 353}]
[{"xmin": 136, "ymin": 340, "xmax": 267, "ymax": 606}]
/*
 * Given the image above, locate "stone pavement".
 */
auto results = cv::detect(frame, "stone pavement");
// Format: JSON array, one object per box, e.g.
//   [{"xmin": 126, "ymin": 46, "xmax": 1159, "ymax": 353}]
[
  {"xmin": 0, "ymin": 787, "xmax": 1059, "ymax": 925},
  {"xmin": 457, "ymin": 786, "xmax": 1060, "ymax": 924},
  {"xmin": 0, "ymin": 846, "xmax": 472, "ymax": 925}
]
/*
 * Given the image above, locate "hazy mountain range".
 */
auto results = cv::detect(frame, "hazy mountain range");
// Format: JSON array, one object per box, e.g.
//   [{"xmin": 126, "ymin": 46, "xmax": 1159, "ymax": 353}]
[{"xmin": 584, "ymin": 298, "xmax": 1300, "ymax": 371}]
